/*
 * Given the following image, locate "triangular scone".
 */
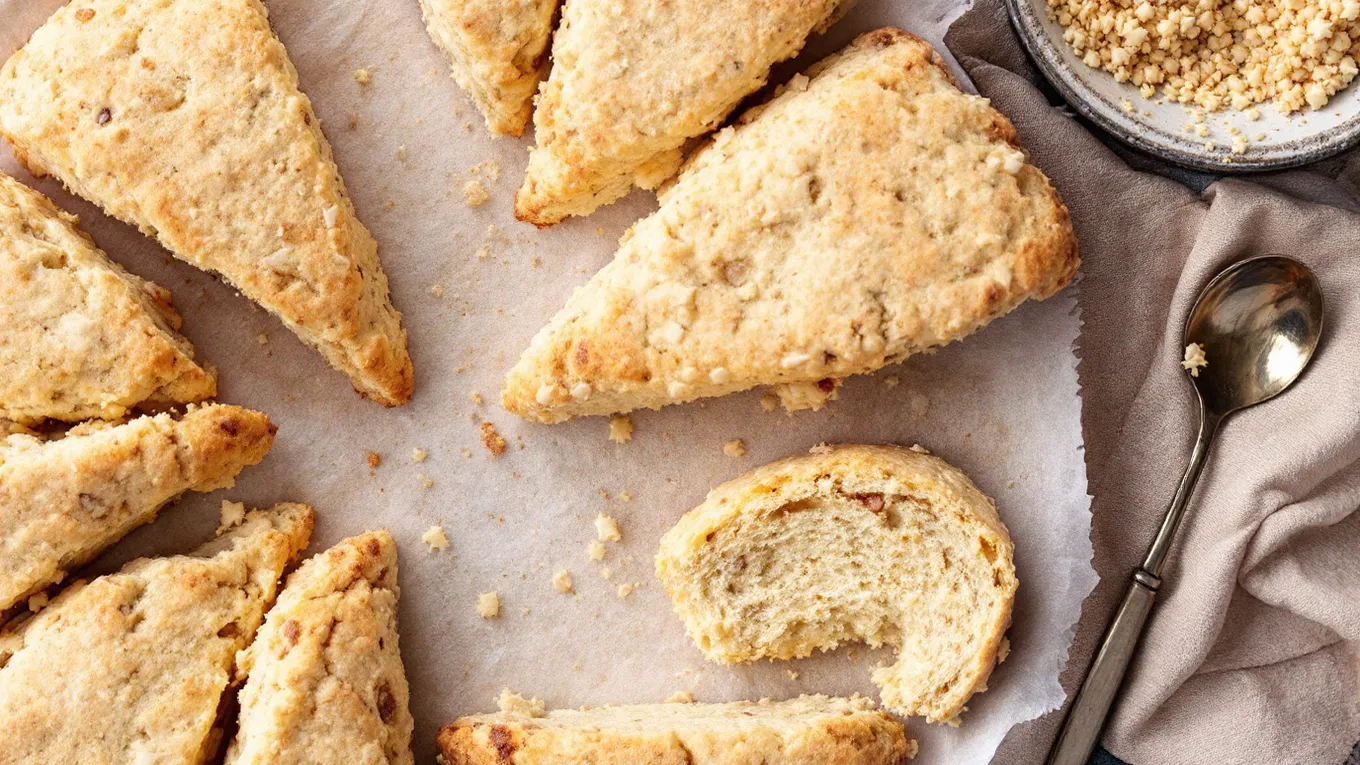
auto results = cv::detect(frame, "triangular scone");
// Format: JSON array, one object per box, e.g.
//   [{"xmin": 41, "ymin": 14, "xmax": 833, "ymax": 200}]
[
  {"xmin": 419, "ymin": 0, "xmax": 560, "ymax": 136},
  {"xmin": 514, "ymin": 0, "xmax": 854, "ymax": 224},
  {"xmin": 0, "ymin": 172, "xmax": 216, "ymax": 426},
  {"xmin": 0, "ymin": 504, "xmax": 313, "ymax": 765},
  {"xmin": 0, "ymin": 0, "xmax": 413, "ymax": 405},
  {"xmin": 227, "ymin": 531, "xmax": 414, "ymax": 765},
  {"xmin": 0, "ymin": 404, "xmax": 276, "ymax": 611},
  {"xmin": 504, "ymin": 30, "xmax": 1079, "ymax": 423}
]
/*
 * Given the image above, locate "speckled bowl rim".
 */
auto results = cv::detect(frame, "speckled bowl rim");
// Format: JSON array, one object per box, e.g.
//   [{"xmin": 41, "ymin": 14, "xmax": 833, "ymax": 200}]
[{"xmin": 1003, "ymin": 0, "xmax": 1360, "ymax": 173}]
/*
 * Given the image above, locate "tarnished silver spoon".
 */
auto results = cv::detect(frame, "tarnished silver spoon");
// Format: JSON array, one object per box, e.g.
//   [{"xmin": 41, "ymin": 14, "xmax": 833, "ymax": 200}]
[{"xmin": 1047, "ymin": 255, "xmax": 1324, "ymax": 765}]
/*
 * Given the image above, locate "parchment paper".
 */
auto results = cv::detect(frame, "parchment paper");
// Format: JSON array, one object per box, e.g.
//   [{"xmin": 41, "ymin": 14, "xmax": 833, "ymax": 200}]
[{"xmin": 0, "ymin": 1, "xmax": 1096, "ymax": 761}]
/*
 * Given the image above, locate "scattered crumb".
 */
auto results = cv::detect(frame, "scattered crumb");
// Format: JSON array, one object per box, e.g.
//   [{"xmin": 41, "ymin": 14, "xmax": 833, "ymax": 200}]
[
  {"xmin": 352, "ymin": 68, "xmax": 371, "ymax": 85},
  {"xmin": 619, "ymin": 491, "xmax": 632, "ymax": 502},
  {"xmin": 471, "ymin": 392, "xmax": 484, "ymax": 406},
  {"xmin": 586, "ymin": 540, "xmax": 606, "ymax": 561},
  {"xmin": 552, "ymin": 569, "xmax": 574, "ymax": 594},
  {"xmin": 759, "ymin": 392, "xmax": 779, "ymax": 412},
  {"xmin": 477, "ymin": 591, "xmax": 500, "ymax": 619},
  {"xmin": 26, "ymin": 592, "xmax": 48, "ymax": 613},
  {"xmin": 599, "ymin": 565, "xmax": 614, "ymax": 580},
  {"xmin": 411, "ymin": 447, "xmax": 428, "ymax": 463},
  {"xmin": 594, "ymin": 227, "xmax": 605, "ymax": 236},
  {"xmin": 422, "ymin": 525, "xmax": 449, "ymax": 551},
  {"xmin": 463, "ymin": 179, "xmax": 489, "ymax": 207},
  {"xmin": 609, "ymin": 415, "xmax": 633, "ymax": 444},
  {"xmin": 217, "ymin": 500, "xmax": 246, "ymax": 534},
  {"xmin": 787, "ymin": 670, "xmax": 800, "ymax": 681},
  {"xmin": 256, "ymin": 333, "xmax": 268, "ymax": 345},
  {"xmin": 366, "ymin": 451, "xmax": 382, "ymax": 468},
  {"xmin": 595, "ymin": 513, "xmax": 622, "ymax": 542},
  {"xmin": 347, "ymin": 113, "xmax": 359, "ymax": 130},
  {"xmin": 474, "ymin": 244, "xmax": 491, "ymax": 260},
  {"xmin": 497, "ymin": 689, "xmax": 545, "ymax": 717},
  {"xmin": 909, "ymin": 443, "xmax": 931, "ymax": 454},
  {"xmin": 884, "ymin": 375, "xmax": 899, "ymax": 387},
  {"xmin": 907, "ymin": 391, "xmax": 930, "ymax": 417},
  {"xmin": 480, "ymin": 422, "xmax": 507, "ymax": 455},
  {"xmin": 666, "ymin": 691, "xmax": 694, "ymax": 703},
  {"xmin": 617, "ymin": 583, "xmax": 637, "ymax": 599},
  {"xmin": 419, "ymin": 474, "xmax": 434, "ymax": 489},
  {"xmin": 430, "ymin": 284, "xmax": 445, "ymax": 298},
  {"xmin": 722, "ymin": 439, "xmax": 746, "ymax": 457},
  {"xmin": 1182, "ymin": 342, "xmax": 1208, "ymax": 377}
]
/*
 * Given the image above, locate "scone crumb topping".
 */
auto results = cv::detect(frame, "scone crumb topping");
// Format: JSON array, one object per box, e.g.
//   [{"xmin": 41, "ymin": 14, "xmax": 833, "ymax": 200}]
[
  {"xmin": 594, "ymin": 513, "xmax": 622, "ymax": 542},
  {"xmin": 609, "ymin": 415, "xmax": 633, "ymax": 443},
  {"xmin": 477, "ymin": 591, "xmax": 500, "ymax": 618},
  {"xmin": 422, "ymin": 525, "xmax": 450, "ymax": 551}
]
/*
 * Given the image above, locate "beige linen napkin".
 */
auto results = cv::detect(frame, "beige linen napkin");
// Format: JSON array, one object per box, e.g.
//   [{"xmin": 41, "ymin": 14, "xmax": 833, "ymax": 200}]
[{"xmin": 945, "ymin": 3, "xmax": 1360, "ymax": 764}]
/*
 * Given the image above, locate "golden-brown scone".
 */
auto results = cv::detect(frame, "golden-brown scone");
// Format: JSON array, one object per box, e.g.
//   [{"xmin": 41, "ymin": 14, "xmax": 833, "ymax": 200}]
[
  {"xmin": 419, "ymin": 0, "xmax": 560, "ymax": 136},
  {"xmin": 437, "ymin": 692, "xmax": 913, "ymax": 764},
  {"xmin": 503, "ymin": 30, "xmax": 1078, "ymax": 423},
  {"xmin": 0, "ymin": 172, "xmax": 216, "ymax": 425},
  {"xmin": 655, "ymin": 445, "xmax": 1017, "ymax": 723},
  {"xmin": 226, "ymin": 530, "xmax": 414, "ymax": 765},
  {"xmin": 514, "ymin": 0, "xmax": 855, "ymax": 224},
  {"xmin": 0, "ymin": 504, "xmax": 314, "ymax": 765},
  {"xmin": 0, "ymin": 404, "xmax": 276, "ymax": 612},
  {"xmin": 0, "ymin": 0, "xmax": 413, "ymax": 405}
]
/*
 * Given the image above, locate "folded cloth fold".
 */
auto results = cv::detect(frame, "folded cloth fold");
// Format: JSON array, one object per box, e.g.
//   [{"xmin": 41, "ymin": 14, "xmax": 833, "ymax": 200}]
[{"xmin": 945, "ymin": 3, "xmax": 1360, "ymax": 764}]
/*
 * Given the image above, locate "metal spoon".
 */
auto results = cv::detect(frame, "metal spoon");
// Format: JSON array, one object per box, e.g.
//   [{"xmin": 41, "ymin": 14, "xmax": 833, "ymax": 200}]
[{"xmin": 1046, "ymin": 255, "xmax": 1324, "ymax": 765}]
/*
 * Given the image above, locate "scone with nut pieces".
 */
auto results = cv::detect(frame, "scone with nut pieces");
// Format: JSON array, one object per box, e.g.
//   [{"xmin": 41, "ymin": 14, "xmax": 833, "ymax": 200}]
[
  {"xmin": 437, "ymin": 692, "xmax": 913, "ymax": 763},
  {"xmin": 0, "ymin": 0, "xmax": 413, "ymax": 405},
  {"xmin": 0, "ymin": 404, "xmax": 276, "ymax": 612},
  {"xmin": 227, "ymin": 530, "xmax": 414, "ymax": 765},
  {"xmin": 503, "ymin": 30, "xmax": 1078, "ymax": 423},
  {"xmin": 0, "ymin": 172, "xmax": 216, "ymax": 426},
  {"xmin": 655, "ymin": 444, "xmax": 1017, "ymax": 723},
  {"xmin": 0, "ymin": 504, "xmax": 314, "ymax": 765},
  {"xmin": 419, "ymin": 0, "xmax": 560, "ymax": 136},
  {"xmin": 514, "ymin": 0, "xmax": 854, "ymax": 224}
]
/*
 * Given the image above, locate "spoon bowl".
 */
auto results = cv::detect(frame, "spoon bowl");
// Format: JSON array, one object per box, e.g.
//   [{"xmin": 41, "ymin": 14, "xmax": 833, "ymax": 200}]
[{"xmin": 1185, "ymin": 255, "xmax": 1324, "ymax": 417}]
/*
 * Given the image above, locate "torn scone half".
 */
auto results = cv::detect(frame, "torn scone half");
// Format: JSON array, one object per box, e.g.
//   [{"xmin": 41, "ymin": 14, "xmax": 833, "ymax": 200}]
[
  {"xmin": 515, "ymin": 0, "xmax": 853, "ymax": 224},
  {"xmin": 0, "ymin": 404, "xmax": 276, "ymax": 612},
  {"xmin": 0, "ymin": 504, "xmax": 314, "ymax": 765},
  {"xmin": 227, "ymin": 530, "xmax": 414, "ymax": 765},
  {"xmin": 0, "ymin": 0, "xmax": 413, "ymax": 405},
  {"xmin": 419, "ymin": 0, "xmax": 560, "ymax": 136},
  {"xmin": 438, "ymin": 692, "xmax": 913, "ymax": 763},
  {"xmin": 655, "ymin": 444, "xmax": 1017, "ymax": 723},
  {"xmin": 0, "ymin": 171, "xmax": 216, "ymax": 426},
  {"xmin": 502, "ymin": 29, "xmax": 1078, "ymax": 423}
]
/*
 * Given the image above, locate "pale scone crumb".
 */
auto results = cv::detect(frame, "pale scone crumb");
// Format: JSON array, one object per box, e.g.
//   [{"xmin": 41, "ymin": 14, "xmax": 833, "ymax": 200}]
[
  {"xmin": 619, "ymin": 491, "xmax": 632, "ymax": 502},
  {"xmin": 463, "ymin": 179, "xmax": 490, "ymax": 207},
  {"xmin": 256, "ymin": 333, "xmax": 268, "ymax": 345},
  {"xmin": 422, "ymin": 525, "xmax": 450, "ymax": 551},
  {"xmin": 26, "ymin": 592, "xmax": 48, "ymax": 613},
  {"xmin": 217, "ymin": 500, "xmax": 246, "ymax": 534},
  {"xmin": 787, "ymin": 670, "xmax": 800, "ymax": 681},
  {"xmin": 396, "ymin": 145, "xmax": 408, "ymax": 162},
  {"xmin": 666, "ymin": 690, "xmax": 694, "ymax": 703},
  {"xmin": 884, "ymin": 375, "xmax": 900, "ymax": 387},
  {"xmin": 552, "ymin": 569, "xmax": 574, "ymax": 593},
  {"xmin": 353, "ymin": 68, "xmax": 371, "ymax": 85},
  {"xmin": 599, "ymin": 565, "xmax": 613, "ymax": 580},
  {"xmin": 477, "ymin": 591, "xmax": 500, "ymax": 619},
  {"xmin": 617, "ymin": 583, "xmax": 637, "ymax": 599},
  {"xmin": 595, "ymin": 513, "xmax": 622, "ymax": 542},
  {"xmin": 412, "ymin": 447, "xmax": 428, "ymax": 463},
  {"xmin": 471, "ymin": 392, "xmax": 484, "ymax": 406},
  {"xmin": 998, "ymin": 637, "xmax": 1012, "ymax": 664},
  {"xmin": 1182, "ymin": 342, "xmax": 1208, "ymax": 377},
  {"xmin": 480, "ymin": 422, "xmax": 507, "ymax": 455},
  {"xmin": 722, "ymin": 439, "xmax": 746, "ymax": 457},
  {"xmin": 608, "ymin": 415, "xmax": 633, "ymax": 443},
  {"xmin": 497, "ymin": 689, "xmax": 546, "ymax": 718},
  {"xmin": 430, "ymin": 284, "xmax": 445, "ymax": 298},
  {"xmin": 586, "ymin": 540, "xmax": 607, "ymax": 561},
  {"xmin": 419, "ymin": 474, "xmax": 434, "ymax": 489},
  {"xmin": 759, "ymin": 392, "xmax": 779, "ymax": 412}
]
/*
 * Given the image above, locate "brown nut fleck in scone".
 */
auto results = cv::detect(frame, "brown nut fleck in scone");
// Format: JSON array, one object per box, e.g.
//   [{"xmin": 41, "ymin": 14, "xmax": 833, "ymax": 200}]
[
  {"xmin": 0, "ymin": 504, "xmax": 314, "ymax": 765},
  {"xmin": 503, "ymin": 29, "xmax": 1078, "ymax": 423},
  {"xmin": 226, "ymin": 530, "xmax": 414, "ymax": 765},
  {"xmin": 0, "ymin": 0, "xmax": 413, "ymax": 405},
  {"xmin": 419, "ymin": 0, "xmax": 560, "ymax": 136},
  {"xmin": 655, "ymin": 444, "xmax": 1017, "ymax": 723},
  {"xmin": 0, "ymin": 404, "xmax": 276, "ymax": 612},
  {"xmin": 437, "ymin": 693, "xmax": 914, "ymax": 764},
  {"xmin": 0, "ymin": 172, "xmax": 216, "ymax": 426},
  {"xmin": 514, "ymin": 0, "xmax": 855, "ymax": 224}
]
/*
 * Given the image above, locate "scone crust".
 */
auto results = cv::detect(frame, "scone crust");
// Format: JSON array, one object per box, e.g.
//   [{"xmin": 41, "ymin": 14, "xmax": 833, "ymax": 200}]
[
  {"xmin": 514, "ymin": 0, "xmax": 855, "ymax": 224},
  {"xmin": 437, "ymin": 694, "xmax": 912, "ymax": 764},
  {"xmin": 419, "ymin": 0, "xmax": 559, "ymax": 136},
  {"xmin": 226, "ymin": 530, "xmax": 414, "ymax": 765},
  {"xmin": 655, "ymin": 444, "xmax": 1017, "ymax": 723},
  {"xmin": 0, "ymin": 0, "xmax": 412, "ymax": 405},
  {"xmin": 503, "ymin": 29, "xmax": 1078, "ymax": 423},
  {"xmin": 0, "ymin": 504, "xmax": 314, "ymax": 765},
  {"xmin": 0, "ymin": 172, "xmax": 216, "ymax": 425},
  {"xmin": 0, "ymin": 404, "xmax": 276, "ymax": 612}
]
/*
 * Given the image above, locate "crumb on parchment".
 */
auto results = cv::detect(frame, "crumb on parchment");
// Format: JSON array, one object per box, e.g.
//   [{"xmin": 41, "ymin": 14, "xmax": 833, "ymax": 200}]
[
  {"xmin": 617, "ymin": 583, "xmax": 637, "ymax": 599},
  {"xmin": 1182, "ymin": 342, "xmax": 1208, "ymax": 377},
  {"xmin": 477, "ymin": 591, "xmax": 500, "ymax": 619},
  {"xmin": 666, "ymin": 690, "xmax": 694, "ymax": 703},
  {"xmin": 609, "ymin": 415, "xmax": 633, "ymax": 443},
  {"xmin": 419, "ymin": 474, "xmax": 434, "ymax": 489},
  {"xmin": 463, "ymin": 179, "xmax": 489, "ymax": 207},
  {"xmin": 595, "ymin": 513, "xmax": 621, "ymax": 542},
  {"xmin": 480, "ymin": 422, "xmax": 507, "ymax": 455},
  {"xmin": 759, "ymin": 392, "xmax": 779, "ymax": 412},
  {"xmin": 217, "ymin": 500, "xmax": 246, "ymax": 534},
  {"xmin": 366, "ymin": 451, "xmax": 382, "ymax": 468},
  {"xmin": 497, "ymin": 689, "xmax": 545, "ymax": 717},
  {"xmin": 422, "ymin": 525, "xmax": 449, "ymax": 551},
  {"xmin": 787, "ymin": 670, "xmax": 799, "ymax": 681},
  {"xmin": 412, "ymin": 447, "xmax": 428, "ymax": 463},
  {"xmin": 722, "ymin": 439, "xmax": 746, "ymax": 457},
  {"xmin": 586, "ymin": 540, "xmax": 606, "ymax": 561},
  {"xmin": 353, "ymin": 68, "xmax": 370, "ymax": 84},
  {"xmin": 430, "ymin": 284, "xmax": 445, "ymax": 298},
  {"xmin": 552, "ymin": 569, "xmax": 574, "ymax": 594}
]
